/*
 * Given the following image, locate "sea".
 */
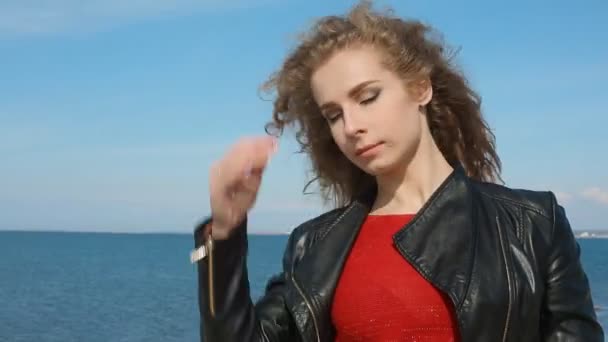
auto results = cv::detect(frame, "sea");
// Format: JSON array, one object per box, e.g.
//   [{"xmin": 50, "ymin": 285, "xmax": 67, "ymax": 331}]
[{"xmin": 0, "ymin": 231, "xmax": 605, "ymax": 342}]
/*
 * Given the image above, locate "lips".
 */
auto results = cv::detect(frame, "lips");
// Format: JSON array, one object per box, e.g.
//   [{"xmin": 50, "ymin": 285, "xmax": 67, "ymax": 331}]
[{"xmin": 355, "ymin": 142, "xmax": 383, "ymax": 156}]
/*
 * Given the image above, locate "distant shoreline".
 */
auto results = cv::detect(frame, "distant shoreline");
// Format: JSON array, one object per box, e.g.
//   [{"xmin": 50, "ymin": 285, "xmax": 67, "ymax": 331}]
[
  {"xmin": 575, "ymin": 231, "xmax": 608, "ymax": 239},
  {"xmin": 2, "ymin": 229, "xmax": 608, "ymax": 238}
]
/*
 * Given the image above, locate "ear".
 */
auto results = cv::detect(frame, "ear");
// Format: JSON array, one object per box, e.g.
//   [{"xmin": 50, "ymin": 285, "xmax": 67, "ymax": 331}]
[{"xmin": 417, "ymin": 78, "xmax": 433, "ymax": 106}]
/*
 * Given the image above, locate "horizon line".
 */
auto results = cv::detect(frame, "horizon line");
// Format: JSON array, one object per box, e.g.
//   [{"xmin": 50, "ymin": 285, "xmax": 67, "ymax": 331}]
[{"xmin": 1, "ymin": 228, "xmax": 607, "ymax": 235}]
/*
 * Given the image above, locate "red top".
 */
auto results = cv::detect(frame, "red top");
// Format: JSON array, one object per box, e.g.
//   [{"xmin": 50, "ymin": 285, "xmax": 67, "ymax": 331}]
[{"xmin": 331, "ymin": 214, "xmax": 460, "ymax": 341}]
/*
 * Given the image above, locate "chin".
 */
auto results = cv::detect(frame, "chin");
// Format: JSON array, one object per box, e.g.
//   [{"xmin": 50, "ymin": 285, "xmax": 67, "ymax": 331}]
[{"xmin": 358, "ymin": 157, "xmax": 395, "ymax": 176}]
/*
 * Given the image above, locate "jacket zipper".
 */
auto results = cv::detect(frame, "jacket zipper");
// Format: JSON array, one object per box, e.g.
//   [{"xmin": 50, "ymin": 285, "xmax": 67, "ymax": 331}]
[
  {"xmin": 496, "ymin": 216, "xmax": 513, "ymax": 342},
  {"xmin": 292, "ymin": 272, "xmax": 321, "ymax": 342},
  {"xmin": 206, "ymin": 238, "xmax": 216, "ymax": 317}
]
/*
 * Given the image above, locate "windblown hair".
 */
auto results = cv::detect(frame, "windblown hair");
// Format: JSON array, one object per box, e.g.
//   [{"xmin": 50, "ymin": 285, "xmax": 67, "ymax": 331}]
[{"xmin": 262, "ymin": 0, "xmax": 501, "ymax": 208}]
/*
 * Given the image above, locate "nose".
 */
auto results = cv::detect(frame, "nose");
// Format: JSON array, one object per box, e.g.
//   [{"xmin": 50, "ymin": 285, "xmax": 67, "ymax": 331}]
[{"xmin": 342, "ymin": 109, "xmax": 366, "ymax": 137}]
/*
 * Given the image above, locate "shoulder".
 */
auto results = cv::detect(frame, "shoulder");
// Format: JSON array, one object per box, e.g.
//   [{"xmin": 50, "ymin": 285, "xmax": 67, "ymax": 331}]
[
  {"xmin": 468, "ymin": 180, "xmax": 570, "ymax": 262},
  {"xmin": 469, "ymin": 179, "xmax": 557, "ymax": 222},
  {"xmin": 469, "ymin": 179, "xmax": 588, "ymax": 274},
  {"xmin": 277, "ymin": 206, "xmax": 350, "ymax": 264},
  {"xmin": 287, "ymin": 206, "xmax": 349, "ymax": 243},
  {"xmin": 468, "ymin": 179, "xmax": 570, "ymax": 245}
]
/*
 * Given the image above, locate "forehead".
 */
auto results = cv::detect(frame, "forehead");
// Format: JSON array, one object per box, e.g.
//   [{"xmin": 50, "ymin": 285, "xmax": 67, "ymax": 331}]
[{"xmin": 311, "ymin": 46, "xmax": 391, "ymax": 102}]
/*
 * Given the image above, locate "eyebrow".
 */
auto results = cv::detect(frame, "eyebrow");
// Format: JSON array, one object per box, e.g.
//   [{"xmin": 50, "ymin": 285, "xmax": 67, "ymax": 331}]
[{"xmin": 319, "ymin": 80, "xmax": 380, "ymax": 112}]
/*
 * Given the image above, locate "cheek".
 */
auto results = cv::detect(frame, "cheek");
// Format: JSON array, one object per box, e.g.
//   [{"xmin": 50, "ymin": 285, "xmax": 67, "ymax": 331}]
[
  {"xmin": 388, "ymin": 93, "xmax": 421, "ymax": 125},
  {"xmin": 330, "ymin": 127, "xmax": 349, "ymax": 153}
]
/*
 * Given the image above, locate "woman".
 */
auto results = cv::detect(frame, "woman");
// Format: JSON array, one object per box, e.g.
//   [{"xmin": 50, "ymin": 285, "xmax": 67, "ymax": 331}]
[{"xmin": 191, "ymin": 2, "xmax": 604, "ymax": 341}]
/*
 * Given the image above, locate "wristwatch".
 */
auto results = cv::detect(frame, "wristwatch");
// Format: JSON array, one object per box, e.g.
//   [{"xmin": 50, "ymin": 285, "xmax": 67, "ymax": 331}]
[
  {"xmin": 190, "ymin": 237, "xmax": 213, "ymax": 263},
  {"xmin": 190, "ymin": 219, "xmax": 214, "ymax": 263},
  {"xmin": 190, "ymin": 221, "xmax": 216, "ymax": 316}
]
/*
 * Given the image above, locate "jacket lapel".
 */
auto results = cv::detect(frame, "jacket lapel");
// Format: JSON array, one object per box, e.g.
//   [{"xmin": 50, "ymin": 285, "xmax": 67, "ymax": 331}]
[{"xmin": 392, "ymin": 166, "xmax": 477, "ymax": 312}]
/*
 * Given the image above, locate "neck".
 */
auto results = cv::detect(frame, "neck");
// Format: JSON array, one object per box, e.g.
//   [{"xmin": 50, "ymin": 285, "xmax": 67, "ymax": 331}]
[{"xmin": 371, "ymin": 131, "xmax": 453, "ymax": 215}]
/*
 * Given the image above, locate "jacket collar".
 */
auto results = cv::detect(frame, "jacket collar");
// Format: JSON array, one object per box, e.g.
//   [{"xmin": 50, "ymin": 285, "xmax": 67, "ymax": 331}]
[
  {"xmin": 388, "ymin": 165, "xmax": 477, "ymax": 310},
  {"xmin": 293, "ymin": 165, "xmax": 478, "ymax": 338}
]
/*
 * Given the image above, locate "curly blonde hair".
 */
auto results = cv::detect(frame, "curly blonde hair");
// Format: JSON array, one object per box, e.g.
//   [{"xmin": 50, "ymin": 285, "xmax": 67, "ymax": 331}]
[{"xmin": 262, "ymin": 0, "xmax": 501, "ymax": 208}]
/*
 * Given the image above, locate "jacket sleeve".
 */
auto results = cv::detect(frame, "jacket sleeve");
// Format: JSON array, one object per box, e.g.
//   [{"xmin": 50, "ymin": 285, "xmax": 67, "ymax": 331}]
[
  {"xmin": 540, "ymin": 193, "xmax": 604, "ymax": 341},
  {"xmin": 194, "ymin": 216, "xmax": 300, "ymax": 342}
]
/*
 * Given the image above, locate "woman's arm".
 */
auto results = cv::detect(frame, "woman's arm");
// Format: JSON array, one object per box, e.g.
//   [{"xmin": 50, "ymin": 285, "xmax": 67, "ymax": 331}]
[
  {"xmin": 194, "ymin": 216, "xmax": 300, "ymax": 342},
  {"xmin": 540, "ymin": 194, "xmax": 604, "ymax": 341}
]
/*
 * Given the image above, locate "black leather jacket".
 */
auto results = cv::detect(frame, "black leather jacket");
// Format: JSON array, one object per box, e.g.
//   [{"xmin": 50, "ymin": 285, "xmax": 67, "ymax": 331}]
[{"xmin": 194, "ymin": 167, "xmax": 604, "ymax": 341}]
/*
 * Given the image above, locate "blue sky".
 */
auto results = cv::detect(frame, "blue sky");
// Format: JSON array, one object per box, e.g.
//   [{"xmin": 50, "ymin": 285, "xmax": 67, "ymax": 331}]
[{"xmin": 1, "ymin": 0, "xmax": 606, "ymax": 233}]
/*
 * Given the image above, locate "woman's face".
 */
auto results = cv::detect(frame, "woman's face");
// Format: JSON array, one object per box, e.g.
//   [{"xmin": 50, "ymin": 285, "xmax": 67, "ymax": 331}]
[{"xmin": 311, "ymin": 45, "xmax": 432, "ymax": 176}]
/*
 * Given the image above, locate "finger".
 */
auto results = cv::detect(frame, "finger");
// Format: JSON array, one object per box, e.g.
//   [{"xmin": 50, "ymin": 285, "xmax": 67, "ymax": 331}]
[
  {"xmin": 240, "ymin": 135, "xmax": 277, "ymax": 165},
  {"xmin": 209, "ymin": 162, "xmax": 233, "ymax": 215},
  {"xmin": 223, "ymin": 136, "xmax": 278, "ymax": 188},
  {"xmin": 209, "ymin": 162, "xmax": 221, "ymax": 205},
  {"xmin": 245, "ymin": 136, "xmax": 278, "ymax": 171},
  {"xmin": 232, "ymin": 187, "xmax": 259, "ymax": 216},
  {"xmin": 239, "ymin": 169, "xmax": 263, "ymax": 193}
]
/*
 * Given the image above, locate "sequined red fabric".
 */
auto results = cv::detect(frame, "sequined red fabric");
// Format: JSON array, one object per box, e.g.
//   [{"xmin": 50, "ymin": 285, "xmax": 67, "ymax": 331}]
[{"xmin": 332, "ymin": 214, "xmax": 460, "ymax": 342}]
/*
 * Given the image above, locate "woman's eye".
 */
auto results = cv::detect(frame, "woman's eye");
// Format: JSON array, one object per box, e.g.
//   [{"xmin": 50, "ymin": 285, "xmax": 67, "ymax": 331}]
[
  {"xmin": 327, "ymin": 111, "xmax": 342, "ymax": 123},
  {"xmin": 360, "ymin": 91, "xmax": 380, "ymax": 105}
]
